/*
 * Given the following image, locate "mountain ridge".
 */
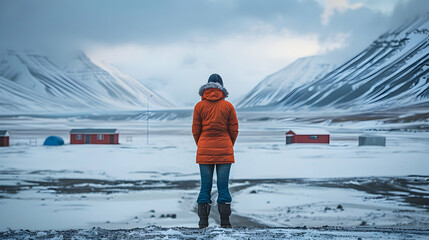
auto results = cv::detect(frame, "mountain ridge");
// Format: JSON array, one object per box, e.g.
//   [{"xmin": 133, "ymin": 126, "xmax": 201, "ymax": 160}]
[
  {"xmin": 237, "ymin": 14, "xmax": 429, "ymax": 111},
  {"xmin": 236, "ymin": 56, "xmax": 336, "ymax": 109},
  {"xmin": 0, "ymin": 50, "xmax": 173, "ymax": 114}
]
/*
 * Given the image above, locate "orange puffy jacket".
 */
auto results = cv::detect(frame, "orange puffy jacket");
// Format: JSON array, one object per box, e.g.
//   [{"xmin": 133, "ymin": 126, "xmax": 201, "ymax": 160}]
[{"xmin": 192, "ymin": 83, "xmax": 239, "ymax": 164}]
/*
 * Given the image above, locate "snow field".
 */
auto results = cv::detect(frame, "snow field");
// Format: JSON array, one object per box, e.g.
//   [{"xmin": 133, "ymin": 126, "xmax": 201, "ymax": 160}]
[{"xmin": 0, "ymin": 119, "xmax": 428, "ymax": 231}]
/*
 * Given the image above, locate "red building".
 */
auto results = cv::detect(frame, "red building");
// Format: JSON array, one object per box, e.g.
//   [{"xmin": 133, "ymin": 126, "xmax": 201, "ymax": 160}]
[
  {"xmin": 0, "ymin": 130, "xmax": 10, "ymax": 147},
  {"xmin": 70, "ymin": 129, "xmax": 119, "ymax": 144},
  {"xmin": 285, "ymin": 130, "xmax": 330, "ymax": 144}
]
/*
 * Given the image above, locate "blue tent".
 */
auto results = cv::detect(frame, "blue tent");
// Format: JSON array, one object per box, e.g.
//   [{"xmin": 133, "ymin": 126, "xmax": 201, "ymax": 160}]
[{"xmin": 43, "ymin": 136, "xmax": 64, "ymax": 146}]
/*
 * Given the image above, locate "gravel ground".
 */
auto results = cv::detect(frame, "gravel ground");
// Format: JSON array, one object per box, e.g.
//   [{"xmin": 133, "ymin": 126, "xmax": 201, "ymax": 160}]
[{"xmin": 1, "ymin": 226, "xmax": 429, "ymax": 240}]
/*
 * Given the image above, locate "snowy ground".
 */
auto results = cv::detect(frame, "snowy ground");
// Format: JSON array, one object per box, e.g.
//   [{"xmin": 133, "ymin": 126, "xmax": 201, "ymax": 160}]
[{"xmin": 0, "ymin": 112, "xmax": 428, "ymax": 235}]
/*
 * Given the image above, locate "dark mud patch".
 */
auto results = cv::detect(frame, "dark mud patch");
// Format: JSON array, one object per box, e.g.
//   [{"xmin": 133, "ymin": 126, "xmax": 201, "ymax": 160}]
[
  {"xmin": 310, "ymin": 175, "xmax": 429, "ymax": 210},
  {"xmin": 0, "ymin": 178, "xmax": 199, "ymax": 195},
  {"xmin": 28, "ymin": 170, "xmax": 85, "ymax": 175},
  {"xmin": 230, "ymin": 175, "xmax": 429, "ymax": 210},
  {"xmin": 130, "ymin": 170, "xmax": 199, "ymax": 177},
  {"xmin": 1, "ymin": 175, "xmax": 428, "ymax": 210}
]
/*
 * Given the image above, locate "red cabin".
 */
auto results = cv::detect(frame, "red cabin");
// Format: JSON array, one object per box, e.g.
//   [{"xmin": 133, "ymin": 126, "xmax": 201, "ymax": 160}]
[
  {"xmin": 285, "ymin": 130, "xmax": 330, "ymax": 144},
  {"xmin": 70, "ymin": 129, "xmax": 119, "ymax": 144},
  {"xmin": 0, "ymin": 130, "xmax": 10, "ymax": 147}
]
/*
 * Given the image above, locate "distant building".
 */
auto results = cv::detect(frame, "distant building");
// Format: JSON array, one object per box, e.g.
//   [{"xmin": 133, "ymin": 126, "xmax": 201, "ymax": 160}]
[
  {"xmin": 0, "ymin": 130, "xmax": 10, "ymax": 147},
  {"xmin": 285, "ymin": 130, "xmax": 330, "ymax": 144},
  {"xmin": 70, "ymin": 129, "xmax": 119, "ymax": 144},
  {"xmin": 358, "ymin": 135, "xmax": 386, "ymax": 146}
]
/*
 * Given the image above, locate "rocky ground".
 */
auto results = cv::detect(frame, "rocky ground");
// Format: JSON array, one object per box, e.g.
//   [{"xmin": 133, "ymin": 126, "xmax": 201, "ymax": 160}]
[{"xmin": 1, "ymin": 226, "xmax": 429, "ymax": 240}]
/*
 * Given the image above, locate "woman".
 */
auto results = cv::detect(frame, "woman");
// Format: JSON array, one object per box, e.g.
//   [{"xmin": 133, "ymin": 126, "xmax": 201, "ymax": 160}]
[{"xmin": 192, "ymin": 73, "xmax": 239, "ymax": 228}]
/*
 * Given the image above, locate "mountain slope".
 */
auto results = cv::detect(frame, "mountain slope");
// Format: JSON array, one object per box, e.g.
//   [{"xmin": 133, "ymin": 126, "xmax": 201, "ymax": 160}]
[
  {"xmin": 0, "ymin": 75, "xmax": 59, "ymax": 112},
  {"xmin": 65, "ymin": 53, "xmax": 173, "ymax": 109},
  {"xmin": 238, "ymin": 15, "xmax": 429, "ymax": 111},
  {"xmin": 0, "ymin": 50, "xmax": 104, "ymax": 111},
  {"xmin": 0, "ymin": 51, "xmax": 173, "ymax": 114},
  {"xmin": 237, "ymin": 56, "xmax": 336, "ymax": 108}
]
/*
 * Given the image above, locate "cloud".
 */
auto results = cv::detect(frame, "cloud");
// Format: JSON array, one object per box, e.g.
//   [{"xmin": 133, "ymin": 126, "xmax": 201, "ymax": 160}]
[
  {"xmin": 321, "ymin": 0, "xmax": 363, "ymax": 25},
  {"xmin": 387, "ymin": 0, "xmax": 429, "ymax": 28},
  {"xmin": 0, "ymin": 0, "xmax": 323, "ymax": 66},
  {"xmin": 321, "ymin": 0, "xmax": 429, "ymax": 62},
  {"xmin": 0, "ymin": 0, "xmax": 427, "ymax": 106},
  {"xmin": 87, "ymin": 30, "xmax": 335, "ymax": 105}
]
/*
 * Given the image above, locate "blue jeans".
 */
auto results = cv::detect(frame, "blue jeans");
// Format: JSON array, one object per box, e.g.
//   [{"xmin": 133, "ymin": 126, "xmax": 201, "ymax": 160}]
[{"xmin": 197, "ymin": 164, "xmax": 232, "ymax": 204}]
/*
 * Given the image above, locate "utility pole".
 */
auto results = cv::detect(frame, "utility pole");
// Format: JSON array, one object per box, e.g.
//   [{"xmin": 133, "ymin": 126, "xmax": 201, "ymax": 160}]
[{"xmin": 146, "ymin": 95, "xmax": 152, "ymax": 144}]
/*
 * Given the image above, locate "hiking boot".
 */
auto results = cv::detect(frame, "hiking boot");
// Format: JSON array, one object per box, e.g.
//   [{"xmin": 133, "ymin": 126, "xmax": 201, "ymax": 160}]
[
  {"xmin": 218, "ymin": 203, "xmax": 232, "ymax": 228},
  {"xmin": 198, "ymin": 203, "xmax": 211, "ymax": 228}
]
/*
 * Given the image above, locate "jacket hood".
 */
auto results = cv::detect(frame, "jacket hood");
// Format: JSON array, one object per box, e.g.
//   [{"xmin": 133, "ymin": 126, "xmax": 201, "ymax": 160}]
[
  {"xmin": 198, "ymin": 82, "xmax": 229, "ymax": 99},
  {"xmin": 201, "ymin": 88, "xmax": 225, "ymax": 101}
]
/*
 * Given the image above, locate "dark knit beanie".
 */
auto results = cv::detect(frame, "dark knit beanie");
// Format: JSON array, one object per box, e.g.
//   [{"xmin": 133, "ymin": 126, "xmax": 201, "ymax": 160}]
[{"xmin": 208, "ymin": 73, "xmax": 223, "ymax": 86}]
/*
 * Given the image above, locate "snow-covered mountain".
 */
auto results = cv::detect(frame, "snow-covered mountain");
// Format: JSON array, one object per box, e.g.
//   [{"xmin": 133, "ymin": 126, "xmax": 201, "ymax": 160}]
[
  {"xmin": 0, "ymin": 51, "xmax": 173, "ymax": 114},
  {"xmin": 0, "ymin": 75, "xmax": 61, "ymax": 113},
  {"xmin": 238, "ymin": 15, "xmax": 429, "ymax": 111},
  {"xmin": 236, "ymin": 56, "xmax": 336, "ymax": 108},
  {"xmin": 65, "ymin": 53, "xmax": 173, "ymax": 109}
]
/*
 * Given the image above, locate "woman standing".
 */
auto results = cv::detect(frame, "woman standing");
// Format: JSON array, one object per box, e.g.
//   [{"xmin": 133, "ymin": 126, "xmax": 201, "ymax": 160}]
[{"xmin": 192, "ymin": 73, "xmax": 239, "ymax": 228}]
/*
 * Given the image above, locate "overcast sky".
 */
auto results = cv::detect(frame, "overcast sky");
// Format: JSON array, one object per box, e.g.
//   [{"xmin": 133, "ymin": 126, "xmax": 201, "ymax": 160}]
[{"xmin": 1, "ymin": 0, "xmax": 428, "ymax": 106}]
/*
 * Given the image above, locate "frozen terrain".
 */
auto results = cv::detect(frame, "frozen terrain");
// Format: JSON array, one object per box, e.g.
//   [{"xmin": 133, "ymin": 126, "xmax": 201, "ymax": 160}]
[{"xmin": 0, "ymin": 111, "xmax": 428, "ymax": 236}]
